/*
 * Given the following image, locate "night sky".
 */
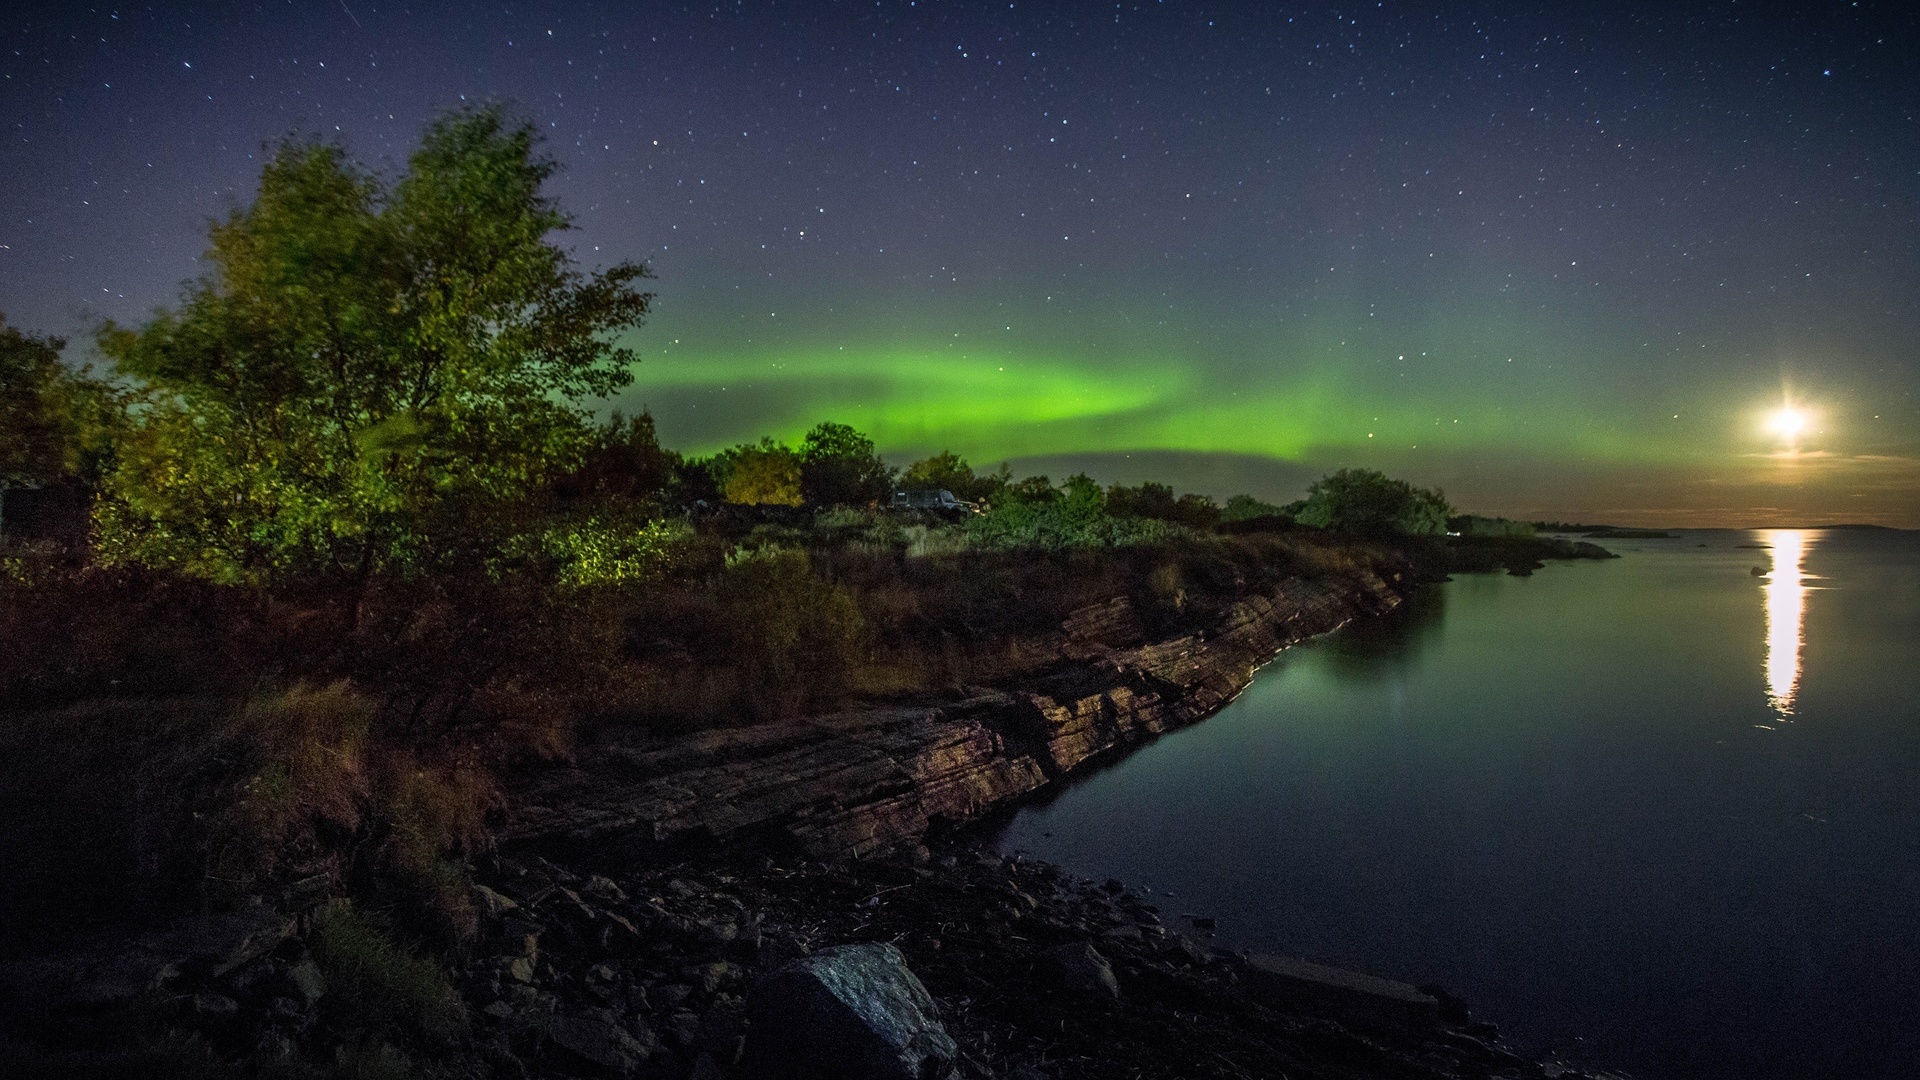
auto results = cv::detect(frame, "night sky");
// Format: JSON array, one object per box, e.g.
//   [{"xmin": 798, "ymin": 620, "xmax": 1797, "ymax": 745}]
[{"xmin": 4, "ymin": 2, "xmax": 1916, "ymax": 525}]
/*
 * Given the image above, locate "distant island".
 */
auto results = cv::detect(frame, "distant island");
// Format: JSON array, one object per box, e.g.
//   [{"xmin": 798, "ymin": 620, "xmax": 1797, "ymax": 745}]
[{"xmin": 1532, "ymin": 522, "xmax": 1681, "ymax": 539}]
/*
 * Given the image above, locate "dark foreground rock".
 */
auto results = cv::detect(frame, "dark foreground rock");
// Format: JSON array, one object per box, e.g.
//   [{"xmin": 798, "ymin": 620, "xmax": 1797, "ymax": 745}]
[
  {"xmin": 452, "ymin": 844, "xmax": 1632, "ymax": 1080},
  {"xmin": 0, "ymin": 840, "xmax": 1633, "ymax": 1080}
]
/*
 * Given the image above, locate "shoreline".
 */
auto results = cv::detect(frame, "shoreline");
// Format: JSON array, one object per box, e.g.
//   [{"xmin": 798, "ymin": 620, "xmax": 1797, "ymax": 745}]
[
  {"xmin": 2, "ymin": 538, "xmax": 1636, "ymax": 1079},
  {"xmin": 502, "ymin": 563, "xmax": 1410, "ymax": 863}
]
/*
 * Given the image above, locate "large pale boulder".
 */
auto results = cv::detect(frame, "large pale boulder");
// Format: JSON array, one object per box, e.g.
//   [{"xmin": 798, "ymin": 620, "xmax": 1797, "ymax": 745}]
[{"xmin": 742, "ymin": 942, "xmax": 956, "ymax": 1080}]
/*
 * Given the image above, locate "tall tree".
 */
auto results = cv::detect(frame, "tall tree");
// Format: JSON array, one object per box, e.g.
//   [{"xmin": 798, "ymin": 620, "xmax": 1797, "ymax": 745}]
[
  {"xmin": 94, "ymin": 106, "xmax": 652, "ymax": 582},
  {"xmin": 797, "ymin": 421, "xmax": 892, "ymax": 506}
]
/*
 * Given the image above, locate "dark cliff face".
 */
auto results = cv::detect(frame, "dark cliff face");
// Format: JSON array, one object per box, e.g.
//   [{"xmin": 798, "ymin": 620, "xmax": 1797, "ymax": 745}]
[{"xmin": 504, "ymin": 566, "xmax": 1409, "ymax": 862}]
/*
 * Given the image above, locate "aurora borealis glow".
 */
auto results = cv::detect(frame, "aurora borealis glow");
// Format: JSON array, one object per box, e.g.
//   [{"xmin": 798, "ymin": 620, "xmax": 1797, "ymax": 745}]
[{"xmin": 3, "ymin": 3, "xmax": 1915, "ymax": 524}]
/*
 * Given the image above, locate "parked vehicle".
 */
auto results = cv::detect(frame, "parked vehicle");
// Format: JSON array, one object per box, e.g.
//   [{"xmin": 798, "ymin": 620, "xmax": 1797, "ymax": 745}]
[{"xmin": 889, "ymin": 488, "xmax": 980, "ymax": 514}]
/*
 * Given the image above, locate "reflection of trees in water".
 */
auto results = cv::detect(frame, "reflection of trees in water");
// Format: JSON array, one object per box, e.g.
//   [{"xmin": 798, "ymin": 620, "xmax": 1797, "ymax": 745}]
[{"xmin": 1319, "ymin": 586, "xmax": 1448, "ymax": 681}]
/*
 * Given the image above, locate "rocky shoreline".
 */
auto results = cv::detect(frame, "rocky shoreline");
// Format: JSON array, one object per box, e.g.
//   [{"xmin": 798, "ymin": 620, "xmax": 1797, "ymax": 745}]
[
  {"xmin": 2, "ymin": 548, "xmax": 1634, "ymax": 1078},
  {"xmin": 506, "ymin": 568, "xmax": 1408, "ymax": 863},
  {"xmin": 3, "ymin": 838, "xmax": 1629, "ymax": 1080}
]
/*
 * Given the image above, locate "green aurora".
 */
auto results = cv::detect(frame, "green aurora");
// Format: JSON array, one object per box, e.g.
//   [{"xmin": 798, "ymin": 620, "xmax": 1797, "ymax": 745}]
[{"xmin": 613, "ymin": 290, "xmax": 1916, "ymax": 527}]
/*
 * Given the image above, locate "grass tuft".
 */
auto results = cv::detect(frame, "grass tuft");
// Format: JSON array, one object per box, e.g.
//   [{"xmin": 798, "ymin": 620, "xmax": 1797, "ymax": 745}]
[{"xmin": 310, "ymin": 900, "xmax": 467, "ymax": 1050}]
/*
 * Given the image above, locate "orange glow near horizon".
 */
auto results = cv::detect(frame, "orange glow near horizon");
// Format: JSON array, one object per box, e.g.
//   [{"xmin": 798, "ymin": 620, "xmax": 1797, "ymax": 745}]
[{"xmin": 1762, "ymin": 529, "xmax": 1814, "ymax": 717}]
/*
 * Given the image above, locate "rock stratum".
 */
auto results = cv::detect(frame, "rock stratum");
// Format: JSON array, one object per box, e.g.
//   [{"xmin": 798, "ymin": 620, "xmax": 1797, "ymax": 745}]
[{"xmin": 506, "ymin": 570, "xmax": 1406, "ymax": 863}]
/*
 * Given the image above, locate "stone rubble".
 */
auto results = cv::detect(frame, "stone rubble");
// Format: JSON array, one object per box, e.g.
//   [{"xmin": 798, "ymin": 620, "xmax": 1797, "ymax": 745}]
[{"xmin": 2, "ymin": 840, "xmax": 1636, "ymax": 1079}]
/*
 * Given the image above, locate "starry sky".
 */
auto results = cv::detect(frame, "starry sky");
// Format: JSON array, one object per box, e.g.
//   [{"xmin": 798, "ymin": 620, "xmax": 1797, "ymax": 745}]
[{"xmin": 3, "ymin": 1, "xmax": 1916, "ymax": 525}]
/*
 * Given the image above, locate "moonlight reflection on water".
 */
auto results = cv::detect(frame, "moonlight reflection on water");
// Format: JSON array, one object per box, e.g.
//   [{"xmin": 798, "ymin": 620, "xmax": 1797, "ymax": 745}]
[{"xmin": 1763, "ymin": 529, "xmax": 1814, "ymax": 717}]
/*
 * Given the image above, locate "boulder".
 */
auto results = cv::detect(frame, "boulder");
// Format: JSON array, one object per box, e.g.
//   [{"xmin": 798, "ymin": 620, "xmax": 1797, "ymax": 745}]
[
  {"xmin": 471, "ymin": 883, "xmax": 521, "ymax": 920},
  {"xmin": 1043, "ymin": 942, "xmax": 1119, "ymax": 1001},
  {"xmin": 282, "ymin": 957, "xmax": 327, "ymax": 1008},
  {"xmin": 546, "ymin": 1008, "xmax": 656, "ymax": 1076},
  {"xmin": 1240, "ymin": 953, "xmax": 1439, "ymax": 1030},
  {"xmin": 742, "ymin": 942, "xmax": 957, "ymax": 1080}
]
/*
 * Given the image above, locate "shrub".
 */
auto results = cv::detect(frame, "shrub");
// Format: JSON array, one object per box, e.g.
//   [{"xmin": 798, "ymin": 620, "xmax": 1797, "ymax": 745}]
[
  {"xmin": 1105, "ymin": 482, "xmax": 1222, "ymax": 528},
  {"xmin": 505, "ymin": 514, "xmax": 689, "ymax": 589},
  {"xmin": 206, "ymin": 683, "xmax": 374, "ymax": 904},
  {"xmin": 310, "ymin": 899, "xmax": 467, "ymax": 1048},
  {"xmin": 967, "ymin": 474, "xmax": 1190, "ymax": 551},
  {"xmin": 717, "ymin": 546, "xmax": 864, "ymax": 721},
  {"xmin": 902, "ymin": 524, "xmax": 976, "ymax": 558}
]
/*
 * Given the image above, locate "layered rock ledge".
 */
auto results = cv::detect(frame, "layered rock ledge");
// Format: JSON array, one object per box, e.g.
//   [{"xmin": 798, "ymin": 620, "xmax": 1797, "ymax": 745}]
[{"xmin": 505, "ymin": 569, "xmax": 1408, "ymax": 862}]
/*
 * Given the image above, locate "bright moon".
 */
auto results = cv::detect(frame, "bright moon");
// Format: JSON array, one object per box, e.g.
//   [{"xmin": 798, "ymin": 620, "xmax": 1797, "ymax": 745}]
[{"xmin": 1766, "ymin": 406, "xmax": 1809, "ymax": 441}]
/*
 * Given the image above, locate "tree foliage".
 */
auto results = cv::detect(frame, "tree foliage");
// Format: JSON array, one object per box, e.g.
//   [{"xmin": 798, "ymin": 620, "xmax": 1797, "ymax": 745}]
[
  {"xmin": 0, "ymin": 317, "xmax": 122, "ymax": 489},
  {"xmin": 1106, "ymin": 481, "xmax": 1221, "ymax": 528},
  {"xmin": 715, "ymin": 439, "xmax": 803, "ymax": 506},
  {"xmin": 559, "ymin": 411, "xmax": 679, "ymax": 503},
  {"xmin": 797, "ymin": 421, "xmax": 893, "ymax": 506},
  {"xmin": 900, "ymin": 450, "xmax": 1008, "ymax": 504},
  {"xmin": 1286, "ymin": 468, "xmax": 1449, "ymax": 537},
  {"xmin": 1222, "ymin": 494, "xmax": 1288, "ymax": 522},
  {"xmin": 93, "ymin": 106, "xmax": 652, "ymax": 582},
  {"xmin": 964, "ymin": 472, "xmax": 1183, "ymax": 549}
]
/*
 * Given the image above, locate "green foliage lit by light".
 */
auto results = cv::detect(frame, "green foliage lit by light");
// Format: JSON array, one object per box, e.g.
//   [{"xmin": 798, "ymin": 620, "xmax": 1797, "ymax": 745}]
[
  {"xmin": 507, "ymin": 515, "xmax": 690, "ymax": 589},
  {"xmin": 92, "ymin": 106, "xmax": 653, "ymax": 583},
  {"xmin": 716, "ymin": 439, "xmax": 803, "ymax": 506},
  {"xmin": 965, "ymin": 472, "xmax": 1188, "ymax": 550}
]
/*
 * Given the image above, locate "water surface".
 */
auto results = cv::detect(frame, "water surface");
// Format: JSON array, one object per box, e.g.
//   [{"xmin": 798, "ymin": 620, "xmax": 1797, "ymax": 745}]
[{"xmin": 996, "ymin": 529, "xmax": 1920, "ymax": 1079}]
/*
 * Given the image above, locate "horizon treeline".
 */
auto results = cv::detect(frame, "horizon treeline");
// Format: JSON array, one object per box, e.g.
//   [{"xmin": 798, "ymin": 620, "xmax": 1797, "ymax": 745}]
[{"xmin": 0, "ymin": 104, "xmax": 1452, "ymax": 592}]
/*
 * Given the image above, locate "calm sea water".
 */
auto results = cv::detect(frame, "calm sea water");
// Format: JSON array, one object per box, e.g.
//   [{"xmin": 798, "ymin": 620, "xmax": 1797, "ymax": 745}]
[{"xmin": 994, "ymin": 529, "xmax": 1920, "ymax": 1079}]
